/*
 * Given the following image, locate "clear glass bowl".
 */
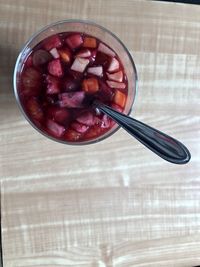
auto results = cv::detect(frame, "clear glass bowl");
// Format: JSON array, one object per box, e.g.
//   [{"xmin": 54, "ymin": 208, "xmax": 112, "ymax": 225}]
[{"xmin": 13, "ymin": 19, "xmax": 138, "ymax": 145}]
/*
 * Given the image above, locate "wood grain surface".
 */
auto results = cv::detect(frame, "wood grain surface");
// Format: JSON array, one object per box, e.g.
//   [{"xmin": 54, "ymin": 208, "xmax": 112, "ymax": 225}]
[{"xmin": 0, "ymin": 0, "xmax": 200, "ymax": 266}]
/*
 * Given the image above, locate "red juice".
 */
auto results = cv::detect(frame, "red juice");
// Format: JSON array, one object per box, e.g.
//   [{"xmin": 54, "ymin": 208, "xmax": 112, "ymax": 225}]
[{"xmin": 18, "ymin": 32, "xmax": 128, "ymax": 142}]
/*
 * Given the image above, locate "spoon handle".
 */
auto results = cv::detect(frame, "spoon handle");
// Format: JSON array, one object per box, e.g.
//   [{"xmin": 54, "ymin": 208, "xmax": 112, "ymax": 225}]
[{"xmin": 96, "ymin": 103, "xmax": 191, "ymax": 164}]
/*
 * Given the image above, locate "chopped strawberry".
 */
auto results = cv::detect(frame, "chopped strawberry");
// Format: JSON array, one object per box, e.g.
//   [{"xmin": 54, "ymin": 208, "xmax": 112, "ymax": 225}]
[
  {"xmin": 63, "ymin": 76, "xmax": 79, "ymax": 92},
  {"xmin": 87, "ymin": 66, "xmax": 103, "ymax": 77},
  {"xmin": 95, "ymin": 52, "xmax": 110, "ymax": 67},
  {"xmin": 32, "ymin": 49, "xmax": 52, "ymax": 67},
  {"xmin": 22, "ymin": 68, "xmax": 41, "ymax": 95},
  {"xmin": 106, "ymin": 70, "xmax": 123, "ymax": 82},
  {"xmin": 107, "ymin": 57, "xmax": 120, "ymax": 73},
  {"xmin": 106, "ymin": 80, "xmax": 126, "ymax": 89},
  {"xmin": 113, "ymin": 90, "xmax": 126, "ymax": 108},
  {"xmin": 98, "ymin": 43, "xmax": 115, "ymax": 57},
  {"xmin": 76, "ymin": 49, "xmax": 91, "ymax": 58},
  {"xmin": 65, "ymin": 34, "xmax": 83, "ymax": 49},
  {"xmin": 58, "ymin": 91, "xmax": 85, "ymax": 108},
  {"xmin": 111, "ymin": 103, "xmax": 123, "ymax": 113},
  {"xmin": 27, "ymin": 98, "xmax": 43, "ymax": 121},
  {"xmin": 76, "ymin": 111, "xmax": 95, "ymax": 126},
  {"xmin": 46, "ymin": 75, "xmax": 60, "ymax": 94},
  {"xmin": 98, "ymin": 80, "xmax": 114, "ymax": 101},
  {"xmin": 84, "ymin": 125, "xmax": 102, "ymax": 140},
  {"xmin": 58, "ymin": 48, "xmax": 71, "ymax": 63},
  {"xmin": 48, "ymin": 59, "xmax": 63, "ymax": 77},
  {"xmin": 46, "ymin": 119, "xmax": 65, "ymax": 137},
  {"xmin": 83, "ymin": 37, "xmax": 97, "ymax": 48},
  {"xmin": 71, "ymin": 57, "xmax": 89, "ymax": 73},
  {"xmin": 101, "ymin": 115, "xmax": 110, "ymax": 128},
  {"xmin": 71, "ymin": 122, "xmax": 89, "ymax": 133},
  {"xmin": 43, "ymin": 35, "xmax": 62, "ymax": 51},
  {"xmin": 47, "ymin": 106, "xmax": 70, "ymax": 125},
  {"xmin": 82, "ymin": 78, "xmax": 99, "ymax": 94},
  {"xmin": 49, "ymin": 48, "xmax": 60, "ymax": 59},
  {"xmin": 64, "ymin": 128, "xmax": 82, "ymax": 141}
]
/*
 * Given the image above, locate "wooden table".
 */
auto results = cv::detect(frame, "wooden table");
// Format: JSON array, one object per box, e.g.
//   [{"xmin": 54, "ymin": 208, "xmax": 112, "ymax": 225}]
[{"xmin": 1, "ymin": 0, "xmax": 200, "ymax": 266}]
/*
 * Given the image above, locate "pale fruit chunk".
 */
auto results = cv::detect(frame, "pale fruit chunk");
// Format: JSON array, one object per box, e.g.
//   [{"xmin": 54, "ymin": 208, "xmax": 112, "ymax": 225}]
[
  {"xmin": 87, "ymin": 66, "xmax": 103, "ymax": 77},
  {"xmin": 107, "ymin": 57, "xmax": 119, "ymax": 73},
  {"xmin": 58, "ymin": 92, "xmax": 85, "ymax": 108},
  {"xmin": 107, "ymin": 70, "xmax": 123, "ymax": 82},
  {"xmin": 106, "ymin": 80, "xmax": 126, "ymax": 89},
  {"xmin": 76, "ymin": 49, "xmax": 91, "ymax": 58},
  {"xmin": 71, "ymin": 57, "xmax": 89, "ymax": 73},
  {"xmin": 49, "ymin": 48, "xmax": 60, "ymax": 59},
  {"xmin": 46, "ymin": 119, "xmax": 65, "ymax": 137}
]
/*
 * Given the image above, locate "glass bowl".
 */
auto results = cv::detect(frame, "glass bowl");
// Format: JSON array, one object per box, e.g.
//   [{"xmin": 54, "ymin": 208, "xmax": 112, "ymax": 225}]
[{"xmin": 13, "ymin": 19, "xmax": 138, "ymax": 145}]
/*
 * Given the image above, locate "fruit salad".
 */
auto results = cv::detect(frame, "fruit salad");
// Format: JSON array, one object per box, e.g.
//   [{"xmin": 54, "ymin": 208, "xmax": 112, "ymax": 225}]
[{"xmin": 18, "ymin": 32, "xmax": 128, "ymax": 142}]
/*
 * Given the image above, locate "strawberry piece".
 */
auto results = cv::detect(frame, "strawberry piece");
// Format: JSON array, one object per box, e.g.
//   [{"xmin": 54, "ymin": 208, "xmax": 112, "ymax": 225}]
[
  {"xmin": 76, "ymin": 111, "xmax": 95, "ymax": 126},
  {"xmin": 76, "ymin": 49, "xmax": 91, "ymax": 58},
  {"xmin": 83, "ymin": 37, "xmax": 97, "ymax": 48},
  {"xmin": 63, "ymin": 77, "xmax": 79, "ymax": 92},
  {"xmin": 22, "ymin": 68, "xmax": 41, "ymax": 95},
  {"xmin": 46, "ymin": 119, "xmax": 65, "ymax": 137},
  {"xmin": 65, "ymin": 34, "xmax": 83, "ymax": 49},
  {"xmin": 32, "ymin": 49, "xmax": 52, "ymax": 66},
  {"xmin": 71, "ymin": 57, "xmax": 89, "ymax": 73},
  {"xmin": 48, "ymin": 59, "xmax": 63, "ymax": 77},
  {"xmin": 46, "ymin": 75, "xmax": 60, "ymax": 94},
  {"xmin": 113, "ymin": 90, "xmax": 126, "ymax": 108},
  {"xmin": 84, "ymin": 125, "xmax": 102, "ymax": 140},
  {"xmin": 106, "ymin": 80, "xmax": 126, "ymax": 89},
  {"xmin": 27, "ymin": 98, "xmax": 43, "ymax": 121},
  {"xmin": 58, "ymin": 48, "xmax": 71, "ymax": 63},
  {"xmin": 64, "ymin": 128, "xmax": 82, "ymax": 141},
  {"xmin": 47, "ymin": 106, "xmax": 70, "ymax": 126},
  {"xmin": 87, "ymin": 66, "xmax": 103, "ymax": 77},
  {"xmin": 71, "ymin": 122, "xmax": 89, "ymax": 133},
  {"xmin": 107, "ymin": 70, "xmax": 123, "ymax": 82},
  {"xmin": 49, "ymin": 48, "xmax": 60, "ymax": 59},
  {"xmin": 98, "ymin": 43, "xmax": 115, "ymax": 57},
  {"xmin": 58, "ymin": 91, "xmax": 85, "ymax": 108},
  {"xmin": 43, "ymin": 35, "xmax": 62, "ymax": 51},
  {"xmin": 95, "ymin": 52, "xmax": 110, "ymax": 67},
  {"xmin": 82, "ymin": 78, "xmax": 99, "ymax": 94},
  {"xmin": 107, "ymin": 57, "xmax": 120, "ymax": 73},
  {"xmin": 101, "ymin": 115, "xmax": 110, "ymax": 128},
  {"xmin": 98, "ymin": 80, "xmax": 114, "ymax": 102},
  {"xmin": 111, "ymin": 103, "xmax": 123, "ymax": 113}
]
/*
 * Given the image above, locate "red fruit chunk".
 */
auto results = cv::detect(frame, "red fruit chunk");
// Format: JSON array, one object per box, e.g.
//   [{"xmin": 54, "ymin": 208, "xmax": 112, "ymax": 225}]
[
  {"xmin": 71, "ymin": 122, "xmax": 89, "ymax": 133},
  {"xmin": 48, "ymin": 59, "xmax": 63, "ymax": 77},
  {"xmin": 59, "ymin": 91, "xmax": 85, "ymax": 108},
  {"xmin": 95, "ymin": 52, "xmax": 110, "ymax": 67},
  {"xmin": 107, "ymin": 57, "xmax": 120, "ymax": 73},
  {"xmin": 98, "ymin": 42, "xmax": 115, "ymax": 57},
  {"xmin": 32, "ymin": 49, "xmax": 52, "ymax": 66},
  {"xmin": 83, "ymin": 37, "xmax": 97, "ymax": 48},
  {"xmin": 107, "ymin": 70, "xmax": 123, "ymax": 82},
  {"xmin": 58, "ymin": 48, "xmax": 71, "ymax": 63},
  {"xmin": 76, "ymin": 49, "xmax": 91, "ymax": 58},
  {"xmin": 46, "ymin": 75, "xmax": 60, "ymax": 94},
  {"xmin": 113, "ymin": 90, "xmax": 126, "ymax": 108},
  {"xmin": 82, "ymin": 78, "xmax": 99, "ymax": 94},
  {"xmin": 106, "ymin": 80, "xmax": 126, "ymax": 89},
  {"xmin": 63, "ymin": 76, "xmax": 79, "ymax": 92},
  {"xmin": 87, "ymin": 66, "xmax": 103, "ymax": 77},
  {"xmin": 43, "ymin": 35, "xmax": 62, "ymax": 51},
  {"xmin": 47, "ymin": 106, "xmax": 70, "ymax": 125},
  {"xmin": 46, "ymin": 119, "xmax": 65, "ymax": 137},
  {"xmin": 111, "ymin": 103, "xmax": 123, "ymax": 113},
  {"xmin": 65, "ymin": 34, "xmax": 83, "ymax": 49},
  {"xmin": 27, "ymin": 98, "xmax": 43, "ymax": 121},
  {"xmin": 49, "ymin": 48, "xmax": 60, "ymax": 59},
  {"xmin": 76, "ymin": 111, "xmax": 95, "ymax": 126},
  {"xmin": 84, "ymin": 125, "xmax": 102, "ymax": 140},
  {"xmin": 98, "ymin": 80, "xmax": 114, "ymax": 102},
  {"xmin": 71, "ymin": 57, "xmax": 89, "ymax": 73},
  {"xmin": 101, "ymin": 115, "xmax": 110, "ymax": 128},
  {"xmin": 64, "ymin": 129, "xmax": 82, "ymax": 141},
  {"xmin": 26, "ymin": 55, "xmax": 33, "ymax": 67},
  {"xmin": 22, "ymin": 68, "xmax": 41, "ymax": 95}
]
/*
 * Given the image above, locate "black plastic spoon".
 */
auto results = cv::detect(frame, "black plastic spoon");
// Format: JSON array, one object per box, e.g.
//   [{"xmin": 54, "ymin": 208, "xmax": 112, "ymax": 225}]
[{"xmin": 94, "ymin": 101, "xmax": 191, "ymax": 164}]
